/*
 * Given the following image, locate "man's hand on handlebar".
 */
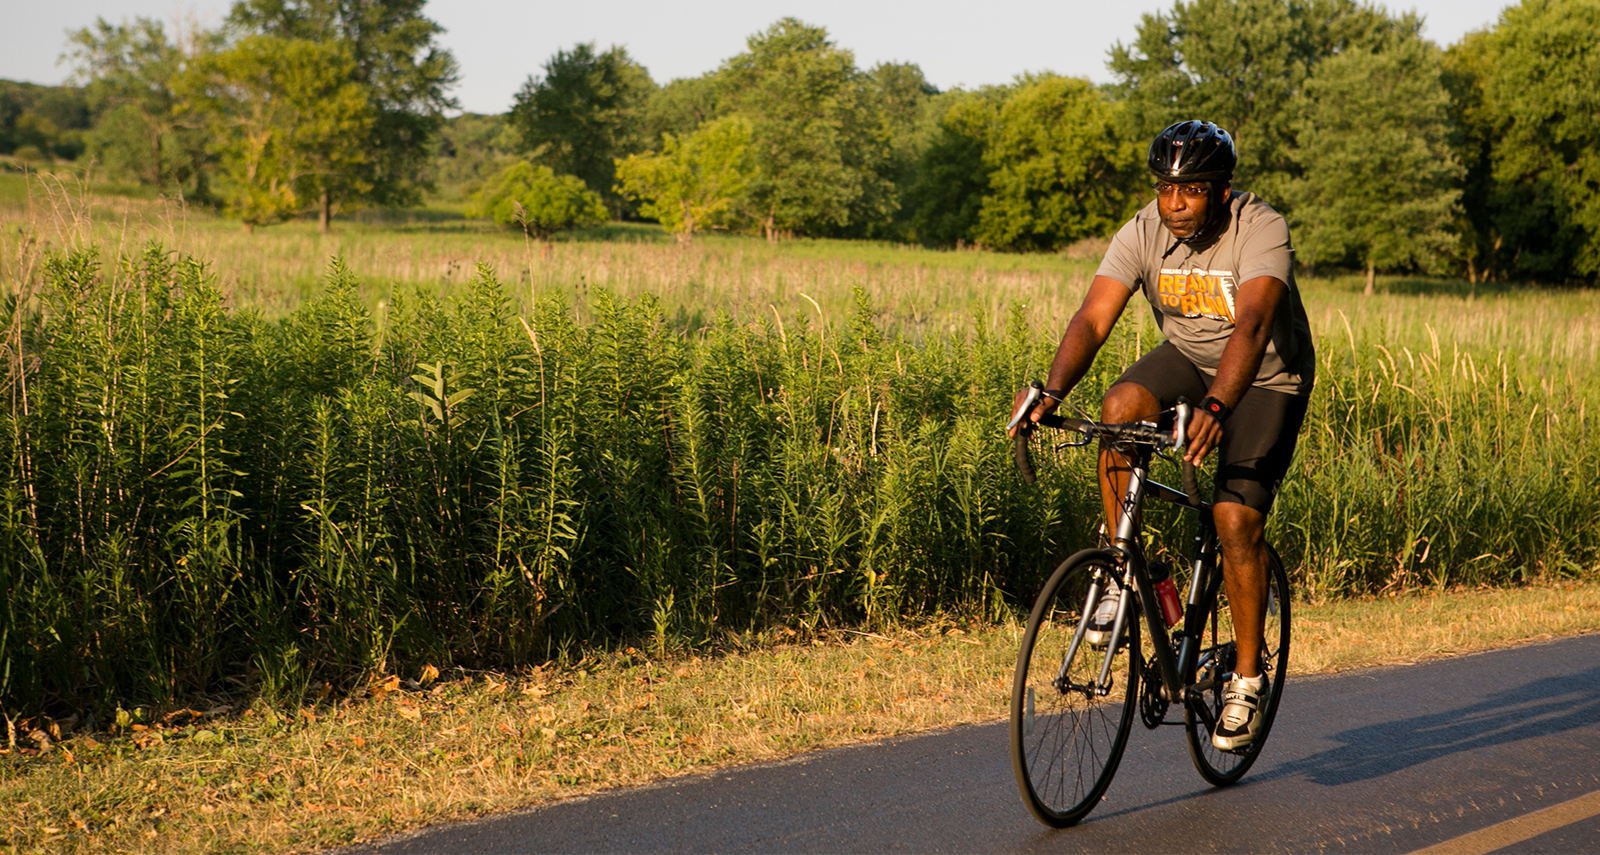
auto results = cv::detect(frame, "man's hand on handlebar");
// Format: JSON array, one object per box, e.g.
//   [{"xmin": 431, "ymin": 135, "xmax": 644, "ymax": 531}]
[
  {"xmin": 1007, "ymin": 385, "xmax": 1061, "ymax": 438},
  {"xmin": 1182, "ymin": 408, "xmax": 1223, "ymax": 464}
]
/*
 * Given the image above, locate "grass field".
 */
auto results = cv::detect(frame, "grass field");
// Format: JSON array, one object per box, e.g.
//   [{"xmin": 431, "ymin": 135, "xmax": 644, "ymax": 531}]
[{"xmin": 0, "ymin": 170, "xmax": 1099, "ymax": 327}]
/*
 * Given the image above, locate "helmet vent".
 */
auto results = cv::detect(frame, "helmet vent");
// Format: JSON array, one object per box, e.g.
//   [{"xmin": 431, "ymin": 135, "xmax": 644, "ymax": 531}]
[{"xmin": 1148, "ymin": 120, "xmax": 1235, "ymax": 184}]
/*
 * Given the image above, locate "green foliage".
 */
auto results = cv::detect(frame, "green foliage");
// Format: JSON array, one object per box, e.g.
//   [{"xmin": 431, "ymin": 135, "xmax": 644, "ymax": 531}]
[
  {"xmin": 3, "ymin": 238, "xmax": 1598, "ymax": 719},
  {"xmin": 974, "ymin": 76, "xmax": 1139, "ymax": 252},
  {"xmin": 640, "ymin": 76, "xmax": 719, "ymax": 148},
  {"xmin": 615, "ymin": 117, "xmax": 754, "ymax": 242},
  {"xmin": 863, "ymin": 62, "xmax": 940, "ymax": 240},
  {"xmin": 906, "ymin": 87, "xmax": 1008, "ymax": 247},
  {"xmin": 1286, "ymin": 37, "xmax": 1462, "ymax": 284},
  {"xmin": 64, "ymin": 17, "xmax": 211, "ymax": 190},
  {"xmin": 431, "ymin": 113, "xmax": 523, "ymax": 202},
  {"xmin": 1108, "ymin": 0, "xmax": 1418, "ymax": 200},
  {"xmin": 1441, "ymin": 29, "xmax": 1499, "ymax": 283},
  {"xmin": 179, "ymin": 35, "xmax": 375, "ymax": 230},
  {"xmin": 467, "ymin": 162, "xmax": 607, "ymax": 238},
  {"xmin": 715, "ymin": 18, "xmax": 896, "ymax": 239},
  {"xmin": 509, "ymin": 43, "xmax": 656, "ymax": 215},
  {"xmin": 1447, "ymin": 0, "xmax": 1600, "ymax": 280},
  {"xmin": 227, "ymin": 0, "xmax": 460, "ymax": 213},
  {"xmin": 0, "ymin": 80, "xmax": 91, "ymax": 162}
]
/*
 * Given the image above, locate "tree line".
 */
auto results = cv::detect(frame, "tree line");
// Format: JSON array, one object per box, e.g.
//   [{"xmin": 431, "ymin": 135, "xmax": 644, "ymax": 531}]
[
  {"xmin": 13, "ymin": 0, "xmax": 1600, "ymax": 282},
  {"xmin": 11, "ymin": 0, "xmax": 457, "ymax": 233}
]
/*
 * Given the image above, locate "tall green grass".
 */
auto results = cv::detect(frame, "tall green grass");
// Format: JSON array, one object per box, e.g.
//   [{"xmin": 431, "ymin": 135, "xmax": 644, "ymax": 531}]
[
  {"xmin": 1, "ymin": 238, "xmax": 1143, "ymax": 716},
  {"xmin": 2, "ymin": 191, "xmax": 1598, "ymax": 720}
]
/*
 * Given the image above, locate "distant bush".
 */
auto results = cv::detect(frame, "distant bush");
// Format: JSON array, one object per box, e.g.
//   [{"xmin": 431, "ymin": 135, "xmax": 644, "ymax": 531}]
[{"xmin": 467, "ymin": 162, "xmax": 607, "ymax": 238}]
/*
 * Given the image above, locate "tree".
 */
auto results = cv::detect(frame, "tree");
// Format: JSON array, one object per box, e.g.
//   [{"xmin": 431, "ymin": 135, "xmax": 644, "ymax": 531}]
[
  {"xmin": 616, "ymin": 117, "xmax": 754, "ymax": 243},
  {"xmin": 1108, "ymin": 0, "xmax": 1416, "ymax": 201},
  {"xmin": 466, "ymin": 162, "xmax": 607, "ymax": 239},
  {"xmin": 975, "ymin": 76, "xmax": 1139, "ymax": 252},
  {"xmin": 0, "ymin": 81, "xmax": 92, "ymax": 162},
  {"xmin": 715, "ymin": 18, "xmax": 895, "ymax": 241},
  {"xmin": 64, "ymin": 18, "xmax": 212, "ymax": 190},
  {"xmin": 179, "ymin": 35, "xmax": 374, "ymax": 232},
  {"xmin": 641, "ymin": 75, "xmax": 719, "ymax": 147},
  {"xmin": 1441, "ymin": 28, "xmax": 1498, "ymax": 283},
  {"xmin": 431, "ymin": 113, "xmax": 523, "ymax": 202},
  {"xmin": 509, "ymin": 43, "xmax": 656, "ymax": 216},
  {"xmin": 905, "ymin": 87, "xmax": 1008, "ymax": 246},
  {"xmin": 1451, "ymin": 0, "xmax": 1600, "ymax": 280},
  {"xmin": 1286, "ymin": 38, "xmax": 1462, "ymax": 293},
  {"xmin": 228, "ymin": 0, "xmax": 459, "ymax": 227},
  {"xmin": 864, "ymin": 61, "xmax": 940, "ymax": 240}
]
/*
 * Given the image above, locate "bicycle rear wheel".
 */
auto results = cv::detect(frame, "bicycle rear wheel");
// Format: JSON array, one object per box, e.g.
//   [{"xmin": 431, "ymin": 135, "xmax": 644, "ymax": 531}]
[
  {"xmin": 1010, "ymin": 550, "xmax": 1139, "ymax": 827},
  {"xmin": 1185, "ymin": 544, "xmax": 1291, "ymax": 785}
]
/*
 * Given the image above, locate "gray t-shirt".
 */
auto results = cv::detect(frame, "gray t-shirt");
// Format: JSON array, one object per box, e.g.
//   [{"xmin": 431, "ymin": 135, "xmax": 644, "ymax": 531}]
[{"xmin": 1095, "ymin": 191, "xmax": 1315, "ymax": 396}]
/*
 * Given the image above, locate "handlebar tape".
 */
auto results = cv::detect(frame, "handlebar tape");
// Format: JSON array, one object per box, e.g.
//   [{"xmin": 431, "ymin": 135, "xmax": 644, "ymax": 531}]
[
  {"xmin": 1182, "ymin": 458, "xmax": 1202, "ymax": 508},
  {"xmin": 1015, "ymin": 432, "xmax": 1037, "ymax": 485}
]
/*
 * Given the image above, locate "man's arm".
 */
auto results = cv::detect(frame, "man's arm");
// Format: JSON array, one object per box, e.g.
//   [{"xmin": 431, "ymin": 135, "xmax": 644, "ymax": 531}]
[
  {"xmin": 1009, "ymin": 275, "xmax": 1135, "ymax": 436},
  {"xmin": 1183, "ymin": 274, "xmax": 1285, "ymax": 462}
]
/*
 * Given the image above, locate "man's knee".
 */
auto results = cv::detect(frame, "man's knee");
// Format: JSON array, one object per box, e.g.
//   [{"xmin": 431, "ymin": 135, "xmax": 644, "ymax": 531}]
[
  {"xmin": 1101, "ymin": 382, "xmax": 1158, "ymax": 423},
  {"xmin": 1214, "ymin": 501, "xmax": 1266, "ymax": 550}
]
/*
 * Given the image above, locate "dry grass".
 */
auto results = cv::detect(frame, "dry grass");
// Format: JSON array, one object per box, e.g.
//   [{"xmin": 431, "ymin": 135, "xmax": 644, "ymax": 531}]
[
  {"xmin": 4, "ymin": 581, "xmax": 1598, "ymax": 855},
  {"xmin": 0, "ymin": 171, "xmax": 1098, "ymax": 335}
]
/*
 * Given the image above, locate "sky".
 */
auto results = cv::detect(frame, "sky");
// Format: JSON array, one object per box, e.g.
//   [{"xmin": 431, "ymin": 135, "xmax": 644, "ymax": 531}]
[{"xmin": 9, "ymin": 0, "xmax": 1517, "ymax": 116}]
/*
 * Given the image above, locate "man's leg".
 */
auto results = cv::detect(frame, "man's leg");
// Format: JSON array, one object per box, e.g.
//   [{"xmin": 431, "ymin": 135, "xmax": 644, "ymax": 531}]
[
  {"xmin": 1097, "ymin": 382, "xmax": 1159, "ymax": 536},
  {"xmin": 1213, "ymin": 501, "xmax": 1268, "ymax": 678}
]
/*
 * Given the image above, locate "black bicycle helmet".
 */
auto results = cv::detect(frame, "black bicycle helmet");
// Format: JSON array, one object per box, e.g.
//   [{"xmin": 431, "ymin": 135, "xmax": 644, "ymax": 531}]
[{"xmin": 1148, "ymin": 120, "xmax": 1236, "ymax": 184}]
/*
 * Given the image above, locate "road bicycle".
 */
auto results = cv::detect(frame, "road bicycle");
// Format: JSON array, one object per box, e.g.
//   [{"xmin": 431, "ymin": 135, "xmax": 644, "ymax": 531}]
[{"xmin": 1004, "ymin": 382, "xmax": 1291, "ymax": 827}]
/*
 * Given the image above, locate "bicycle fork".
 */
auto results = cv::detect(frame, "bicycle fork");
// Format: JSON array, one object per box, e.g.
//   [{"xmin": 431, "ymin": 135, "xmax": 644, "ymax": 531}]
[{"xmin": 1050, "ymin": 458, "xmax": 1231, "ymax": 731}]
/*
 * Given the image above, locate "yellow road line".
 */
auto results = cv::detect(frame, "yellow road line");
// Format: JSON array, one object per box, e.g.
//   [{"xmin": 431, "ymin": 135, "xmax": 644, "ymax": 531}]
[{"xmin": 1411, "ymin": 789, "xmax": 1600, "ymax": 855}]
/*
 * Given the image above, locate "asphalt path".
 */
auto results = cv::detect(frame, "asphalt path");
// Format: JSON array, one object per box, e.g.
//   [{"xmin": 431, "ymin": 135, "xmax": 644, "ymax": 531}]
[{"xmin": 350, "ymin": 634, "xmax": 1600, "ymax": 854}]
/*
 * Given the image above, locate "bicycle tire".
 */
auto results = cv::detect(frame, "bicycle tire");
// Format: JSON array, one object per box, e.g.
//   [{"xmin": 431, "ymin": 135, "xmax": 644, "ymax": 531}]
[
  {"xmin": 1184, "ymin": 543, "xmax": 1291, "ymax": 785},
  {"xmin": 1010, "ymin": 550, "xmax": 1139, "ymax": 827}
]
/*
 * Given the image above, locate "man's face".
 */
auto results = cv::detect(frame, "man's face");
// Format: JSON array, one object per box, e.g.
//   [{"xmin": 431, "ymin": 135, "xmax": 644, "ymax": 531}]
[{"xmin": 1155, "ymin": 180, "xmax": 1227, "ymax": 238}]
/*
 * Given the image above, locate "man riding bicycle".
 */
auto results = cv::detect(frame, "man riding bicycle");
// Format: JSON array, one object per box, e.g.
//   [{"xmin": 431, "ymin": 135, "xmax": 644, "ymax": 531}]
[{"xmin": 1010, "ymin": 120, "xmax": 1315, "ymax": 751}]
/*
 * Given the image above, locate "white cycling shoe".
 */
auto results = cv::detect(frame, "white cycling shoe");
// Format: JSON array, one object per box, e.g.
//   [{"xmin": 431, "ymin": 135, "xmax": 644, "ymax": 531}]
[{"xmin": 1211, "ymin": 673, "xmax": 1266, "ymax": 751}]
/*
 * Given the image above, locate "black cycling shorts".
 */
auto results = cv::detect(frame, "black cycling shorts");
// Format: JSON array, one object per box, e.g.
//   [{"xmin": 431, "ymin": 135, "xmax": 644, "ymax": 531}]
[{"xmin": 1113, "ymin": 342, "xmax": 1308, "ymax": 514}]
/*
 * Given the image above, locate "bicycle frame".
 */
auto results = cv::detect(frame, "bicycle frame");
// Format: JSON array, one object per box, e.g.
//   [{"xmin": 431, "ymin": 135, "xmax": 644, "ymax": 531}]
[{"xmin": 1060, "ymin": 438, "xmax": 1230, "ymax": 733}]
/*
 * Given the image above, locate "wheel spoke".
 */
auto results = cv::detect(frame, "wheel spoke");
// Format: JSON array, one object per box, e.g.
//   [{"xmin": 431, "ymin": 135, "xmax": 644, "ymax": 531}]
[{"xmin": 1011, "ymin": 554, "xmax": 1137, "ymax": 826}]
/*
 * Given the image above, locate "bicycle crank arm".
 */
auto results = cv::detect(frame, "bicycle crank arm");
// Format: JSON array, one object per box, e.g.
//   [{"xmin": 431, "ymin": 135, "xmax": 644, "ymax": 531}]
[{"xmin": 1183, "ymin": 689, "xmax": 1219, "ymax": 733}]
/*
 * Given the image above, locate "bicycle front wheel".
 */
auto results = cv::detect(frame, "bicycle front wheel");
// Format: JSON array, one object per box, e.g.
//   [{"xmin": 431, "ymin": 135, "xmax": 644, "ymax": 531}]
[
  {"xmin": 1185, "ymin": 544, "xmax": 1291, "ymax": 785},
  {"xmin": 1010, "ymin": 550, "xmax": 1139, "ymax": 827}
]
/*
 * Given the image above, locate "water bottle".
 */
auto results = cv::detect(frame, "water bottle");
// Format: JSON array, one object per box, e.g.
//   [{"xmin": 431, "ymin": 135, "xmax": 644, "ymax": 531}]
[
  {"xmin": 1149, "ymin": 561, "xmax": 1183, "ymax": 628},
  {"xmin": 1084, "ymin": 588, "xmax": 1121, "ymax": 649}
]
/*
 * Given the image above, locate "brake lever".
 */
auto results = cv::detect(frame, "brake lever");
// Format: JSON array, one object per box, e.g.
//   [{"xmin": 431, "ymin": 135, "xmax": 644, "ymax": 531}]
[
  {"xmin": 1174, "ymin": 398, "xmax": 1191, "ymax": 453},
  {"xmin": 1005, "ymin": 381, "xmax": 1044, "ymax": 433}
]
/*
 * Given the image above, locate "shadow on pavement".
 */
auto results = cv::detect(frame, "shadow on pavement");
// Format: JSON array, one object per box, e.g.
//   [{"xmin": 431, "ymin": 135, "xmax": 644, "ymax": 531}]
[{"xmin": 1259, "ymin": 664, "xmax": 1600, "ymax": 787}]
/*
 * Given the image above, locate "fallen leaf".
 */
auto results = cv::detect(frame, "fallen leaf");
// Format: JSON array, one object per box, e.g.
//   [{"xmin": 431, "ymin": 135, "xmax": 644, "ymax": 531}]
[{"xmin": 420, "ymin": 664, "xmax": 440, "ymax": 685}]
